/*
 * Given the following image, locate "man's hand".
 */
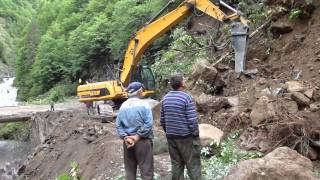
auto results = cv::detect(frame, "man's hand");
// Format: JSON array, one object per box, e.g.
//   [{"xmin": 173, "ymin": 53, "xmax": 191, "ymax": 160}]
[
  {"xmin": 124, "ymin": 135, "xmax": 140, "ymax": 148},
  {"xmin": 128, "ymin": 135, "xmax": 140, "ymax": 143},
  {"xmin": 124, "ymin": 137, "xmax": 135, "ymax": 148}
]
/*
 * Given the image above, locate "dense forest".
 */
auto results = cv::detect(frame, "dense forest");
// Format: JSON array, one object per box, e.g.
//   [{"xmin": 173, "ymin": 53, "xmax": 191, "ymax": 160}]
[
  {"xmin": 13, "ymin": 0, "xmax": 170, "ymax": 100},
  {"xmin": 0, "ymin": 0, "xmax": 37, "ymax": 72}
]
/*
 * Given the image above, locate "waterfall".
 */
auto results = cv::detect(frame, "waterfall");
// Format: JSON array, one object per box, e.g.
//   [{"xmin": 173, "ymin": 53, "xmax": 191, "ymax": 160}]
[{"xmin": 0, "ymin": 77, "xmax": 18, "ymax": 107}]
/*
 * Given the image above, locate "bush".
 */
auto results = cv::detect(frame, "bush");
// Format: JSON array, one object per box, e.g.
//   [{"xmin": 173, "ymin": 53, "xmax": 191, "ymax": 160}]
[
  {"xmin": 57, "ymin": 161, "xmax": 83, "ymax": 180},
  {"xmin": 152, "ymin": 27, "xmax": 206, "ymax": 94},
  {"xmin": 0, "ymin": 122, "xmax": 29, "ymax": 140},
  {"xmin": 201, "ymin": 131, "xmax": 263, "ymax": 179},
  {"xmin": 289, "ymin": 9, "xmax": 302, "ymax": 21}
]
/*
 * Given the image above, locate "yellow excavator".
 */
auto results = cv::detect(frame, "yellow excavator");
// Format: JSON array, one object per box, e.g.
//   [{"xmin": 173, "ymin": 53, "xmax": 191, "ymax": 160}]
[{"xmin": 77, "ymin": 0, "xmax": 249, "ymax": 105}]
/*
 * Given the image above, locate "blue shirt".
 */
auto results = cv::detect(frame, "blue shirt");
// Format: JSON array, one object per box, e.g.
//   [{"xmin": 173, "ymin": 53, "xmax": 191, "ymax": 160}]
[
  {"xmin": 116, "ymin": 97, "xmax": 153, "ymax": 139},
  {"xmin": 160, "ymin": 91, "xmax": 199, "ymax": 138}
]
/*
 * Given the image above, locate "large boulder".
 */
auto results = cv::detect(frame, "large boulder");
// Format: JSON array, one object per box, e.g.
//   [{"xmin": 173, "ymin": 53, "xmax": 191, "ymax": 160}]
[
  {"xmin": 195, "ymin": 93, "xmax": 229, "ymax": 113},
  {"xmin": 144, "ymin": 99, "xmax": 161, "ymax": 122},
  {"xmin": 153, "ymin": 130, "xmax": 168, "ymax": 155},
  {"xmin": 191, "ymin": 59, "xmax": 227, "ymax": 88},
  {"xmin": 199, "ymin": 124, "xmax": 223, "ymax": 146},
  {"xmin": 225, "ymin": 147, "xmax": 314, "ymax": 180},
  {"xmin": 250, "ymin": 96, "xmax": 276, "ymax": 126},
  {"xmin": 191, "ymin": 59, "xmax": 218, "ymax": 85}
]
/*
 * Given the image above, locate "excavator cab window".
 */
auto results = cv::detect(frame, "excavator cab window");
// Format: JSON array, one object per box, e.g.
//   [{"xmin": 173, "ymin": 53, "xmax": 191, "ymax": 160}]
[{"xmin": 141, "ymin": 65, "xmax": 155, "ymax": 90}]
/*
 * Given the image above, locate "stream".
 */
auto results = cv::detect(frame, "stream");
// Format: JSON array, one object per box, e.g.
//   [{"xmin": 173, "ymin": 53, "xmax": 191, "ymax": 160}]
[
  {"xmin": 0, "ymin": 140, "xmax": 31, "ymax": 168},
  {"xmin": 0, "ymin": 77, "xmax": 31, "ymax": 178}
]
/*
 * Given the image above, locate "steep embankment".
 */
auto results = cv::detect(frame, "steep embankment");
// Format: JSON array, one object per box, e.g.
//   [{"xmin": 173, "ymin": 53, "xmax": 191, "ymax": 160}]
[
  {"xmin": 189, "ymin": 0, "xmax": 320, "ymax": 164},
  {"xmin": 18, "ymin": 110, "xmax": 170, "ymax": 180}
]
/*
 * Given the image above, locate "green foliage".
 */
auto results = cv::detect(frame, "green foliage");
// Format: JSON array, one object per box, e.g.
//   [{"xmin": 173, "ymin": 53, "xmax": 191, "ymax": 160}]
[
  {"xmin": 0, "ymin": 122, "xmax": 29, "ymax": 140},
  {"xmin": 57, "ymin": 161, "xmax": 83, "ymax": 180},
  {"xmin": 201, "ymin": 131, "xmax": 263, "ymax": 179},
  {"xmin": 237, "ymin": 0, "xmax": 270, "ymax": 27},
  {"xmin": 107, "ymin": 0, "xmax": 165, "ymax": 59},
  {"xmin": 13, "ymin": 0, "xmax": 166, "ymax": 100},
  {"xmin": 289, "ymin": 9, "xmax": 302, "ymax": 21},
  {"xmin": 314, "ymin": 170, "xmax": 320, "ymax": 178},
  {"xmin": 25, "ymin": 82, "xmax": 76, "ymax": 105},
  {"xmin": 49, "ymin": 89, "xmax": 61, "ymax": 103},
  {"xmin": 0, "ymin": 0, "xmax": 38, "ymax": 65},
  {"xmin": 152, "ymin": 27, "xmax": 206, "ymax": 93}
]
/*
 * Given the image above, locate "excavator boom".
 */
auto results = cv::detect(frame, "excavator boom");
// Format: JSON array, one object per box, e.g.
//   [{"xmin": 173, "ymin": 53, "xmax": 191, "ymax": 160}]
[
  {"xmin": 121, "ymin": 0, "xmax": 249, "ymax": 85},
  {"xmin": 77, "ymin": 0, "xmax": 249, "ymax": 103}
]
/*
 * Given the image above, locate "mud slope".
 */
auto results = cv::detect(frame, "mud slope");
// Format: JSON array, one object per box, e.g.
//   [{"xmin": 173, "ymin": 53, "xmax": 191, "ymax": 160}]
[{"xmin": 20, "ymin": 111, "xmax": 170, "ymax": 180}]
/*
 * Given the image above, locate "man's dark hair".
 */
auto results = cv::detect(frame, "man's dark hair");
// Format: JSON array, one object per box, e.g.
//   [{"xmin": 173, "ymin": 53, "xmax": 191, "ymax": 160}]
[{"xmin": 170, "ymin": 74, "xmax": 183, "ymax": 90}]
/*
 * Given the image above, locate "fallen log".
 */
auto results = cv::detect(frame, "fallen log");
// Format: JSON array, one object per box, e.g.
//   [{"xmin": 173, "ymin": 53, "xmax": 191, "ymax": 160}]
[{"xmin": 0, "ymin": 114, "xmax": 31, "ymax": 123}]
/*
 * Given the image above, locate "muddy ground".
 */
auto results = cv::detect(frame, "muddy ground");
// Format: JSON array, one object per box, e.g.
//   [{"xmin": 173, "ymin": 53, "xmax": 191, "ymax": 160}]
[{"xmin": 19, "ymin": 110, "xmax": 171, "ymax": 180}]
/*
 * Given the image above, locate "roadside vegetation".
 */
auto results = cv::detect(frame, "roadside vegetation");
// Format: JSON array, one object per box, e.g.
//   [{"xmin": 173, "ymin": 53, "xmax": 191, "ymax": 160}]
[
  {"xmin": 0, "ymin": 122, "xmax": 29, "ymax": 140},
  {"xmin": 201, "ymin": 131, "xmax": 263, "ymax": 179}
]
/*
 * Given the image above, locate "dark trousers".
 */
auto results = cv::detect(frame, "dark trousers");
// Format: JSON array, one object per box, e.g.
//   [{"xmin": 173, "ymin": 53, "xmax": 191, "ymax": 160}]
[
  {"xmin": 167, "ymin": 136, "xmax": 201, "ymax": 180},
  {"xmin": 123, "ymin": 138, "xmax": 154, "ymax": 180}
]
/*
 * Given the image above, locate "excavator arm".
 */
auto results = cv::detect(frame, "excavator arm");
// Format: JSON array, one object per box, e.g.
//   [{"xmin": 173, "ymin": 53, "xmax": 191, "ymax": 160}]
[
  {"xmin": 77, "ymin": 0, "xmax": 249, "ymax": 103},
  {"xmin": 121, "ymin": 0, "xmax": 249, "ymax": 86}
]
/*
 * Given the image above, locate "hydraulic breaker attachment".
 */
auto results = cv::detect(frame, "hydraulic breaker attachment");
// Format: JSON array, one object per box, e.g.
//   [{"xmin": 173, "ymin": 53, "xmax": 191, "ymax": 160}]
[
  {"xmin": 218, "ymin": 0, "xmax": 249, "ymax": 73},
  {"xmin": 231, "ymin": 22, "xmax": 249, "ymax": 73}
]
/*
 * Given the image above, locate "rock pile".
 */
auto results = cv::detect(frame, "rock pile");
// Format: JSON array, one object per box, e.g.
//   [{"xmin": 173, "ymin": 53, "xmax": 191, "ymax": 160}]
[{"xmin": 225, "ymin": 147, "xmax": 315, "ymax": 180}]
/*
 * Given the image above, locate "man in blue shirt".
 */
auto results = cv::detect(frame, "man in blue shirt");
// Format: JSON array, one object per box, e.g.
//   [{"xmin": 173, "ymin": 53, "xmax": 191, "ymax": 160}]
[
  {"xmin": 161, "ymin": 74, "xmax": 201, "ymax": 180},
  {"xmin": 116, "ymin": 82, "xmax": 154, "ymax": 180}
]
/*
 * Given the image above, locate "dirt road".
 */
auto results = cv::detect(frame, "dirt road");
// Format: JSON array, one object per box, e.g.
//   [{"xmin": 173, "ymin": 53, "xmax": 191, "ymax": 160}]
[{"xmin": 0, "ymin": 100, "xmax": 84, "ymax": 116}]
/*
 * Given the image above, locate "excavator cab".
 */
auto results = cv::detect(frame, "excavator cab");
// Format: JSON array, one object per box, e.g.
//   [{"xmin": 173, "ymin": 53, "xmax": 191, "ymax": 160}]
[
  {"xmin": 129, "ymin": 64, "xmax": 156, "ymax": 97},
  {"xmin": 141, "ymin": 65, "xmax": 156, "ymax": 91}
]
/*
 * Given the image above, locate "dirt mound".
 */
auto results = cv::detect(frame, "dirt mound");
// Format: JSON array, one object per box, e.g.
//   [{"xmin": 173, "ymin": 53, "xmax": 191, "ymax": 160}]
[{"xmin": 19, "ymin": 111, "xmax": 171, "ymax": 179}]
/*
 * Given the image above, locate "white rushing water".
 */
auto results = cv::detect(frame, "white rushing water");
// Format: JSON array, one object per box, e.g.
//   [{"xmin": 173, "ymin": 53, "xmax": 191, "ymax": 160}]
[{"xmin": 0, "ymin": 77, "xmax": 18, "ymax": 107}]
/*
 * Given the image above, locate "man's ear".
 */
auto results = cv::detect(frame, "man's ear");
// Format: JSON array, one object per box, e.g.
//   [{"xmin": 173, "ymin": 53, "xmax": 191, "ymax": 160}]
[{"xmin": 180, "ymin": 81, "xmax": 185, "ymax": 88}]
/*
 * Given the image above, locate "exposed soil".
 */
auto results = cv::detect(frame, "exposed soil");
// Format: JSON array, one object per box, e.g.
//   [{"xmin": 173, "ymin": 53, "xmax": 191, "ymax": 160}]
[
  {"xmin": 189, "ymin": 0, "xmax": 320, "ymax": 164},
  {"xmin": 19, "ymin": 110, "xmax": 171, "ymax": 180},
  {"xmin": 6, "ymin": 1, "xmax": 320, "ymax": 179}
]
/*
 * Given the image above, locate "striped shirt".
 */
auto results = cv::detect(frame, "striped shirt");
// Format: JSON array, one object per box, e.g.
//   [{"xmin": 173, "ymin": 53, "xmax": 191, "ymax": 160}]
[{"xmin": 160, "ymin": 91, "xmax": 199, "ymax": 138}]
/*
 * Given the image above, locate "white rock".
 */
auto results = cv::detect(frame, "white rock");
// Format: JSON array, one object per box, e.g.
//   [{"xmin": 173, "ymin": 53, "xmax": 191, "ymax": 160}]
[
  {"xmin": 199, "ymin": 124, "xmax": 223, "ymax": 146},
  {"xmin": 285, "ymin": 81, "xmax": 304, "ymax": 93}
]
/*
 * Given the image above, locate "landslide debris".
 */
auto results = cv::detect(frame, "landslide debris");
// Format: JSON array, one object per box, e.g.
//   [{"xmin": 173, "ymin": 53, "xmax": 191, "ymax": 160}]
[
  {"xmin": 225, "ymin": 147, "xmax": 315, "ymax": 180},
  {"xmin": 186, "ymin": 0, "xmax": 320, "ymax": 164}
]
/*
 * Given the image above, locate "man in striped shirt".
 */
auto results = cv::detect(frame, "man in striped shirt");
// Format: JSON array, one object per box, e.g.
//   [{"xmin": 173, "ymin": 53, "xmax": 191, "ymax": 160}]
[{"xmin": 160, "ymin": 74, "xmax": 201, "ymax": 180}]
